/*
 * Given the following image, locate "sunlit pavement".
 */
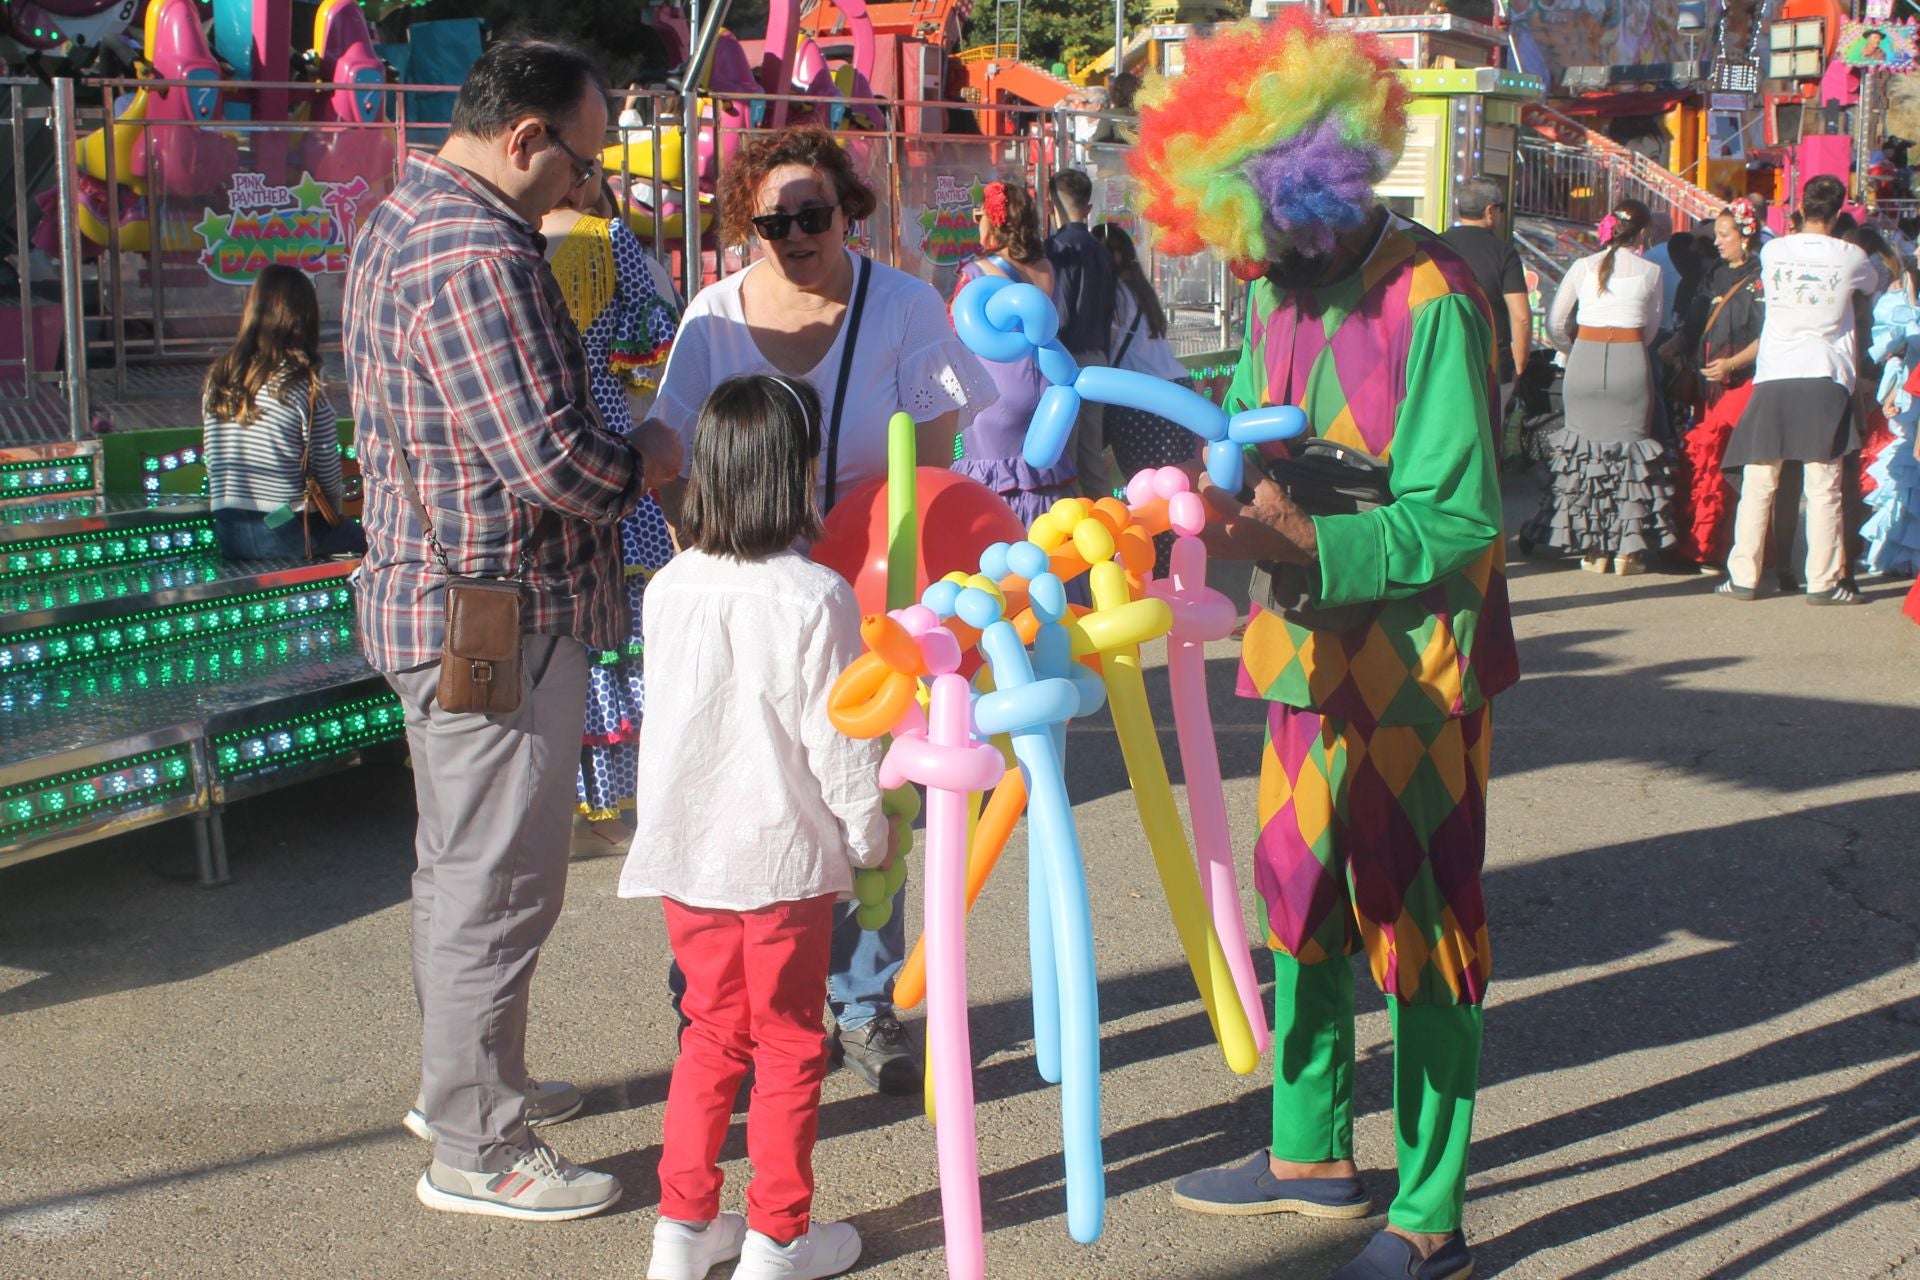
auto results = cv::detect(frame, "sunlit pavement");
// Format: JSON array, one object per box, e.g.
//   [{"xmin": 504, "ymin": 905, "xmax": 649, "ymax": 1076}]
[{"xmin": 3, "ymin": 487, "xmax": 1916, "ymax": 1279}]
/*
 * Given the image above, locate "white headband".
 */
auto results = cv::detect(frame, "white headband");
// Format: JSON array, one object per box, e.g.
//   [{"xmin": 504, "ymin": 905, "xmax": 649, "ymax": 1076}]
[{"xmin": 767, "ymin": 377, "xmax": 813, "ymax": 435}]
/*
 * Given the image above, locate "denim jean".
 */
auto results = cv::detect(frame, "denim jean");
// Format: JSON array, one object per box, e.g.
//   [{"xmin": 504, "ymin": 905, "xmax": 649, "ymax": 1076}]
[
  {"xmin": 214, "ymin": 508, "xmax": 367, "ymax": 560},
  {"xmin": 668, "ymin": 884, "xmax": 906, "ymax": 1033}
]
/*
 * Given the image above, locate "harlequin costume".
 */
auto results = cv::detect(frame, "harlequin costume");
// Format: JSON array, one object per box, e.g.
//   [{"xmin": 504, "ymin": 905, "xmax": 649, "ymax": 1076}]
[
  {"xmin": 548, "ymin": 213, "xmax": 681, "ymax": 823},
  {"xmin": 1133, "ymin": 16, "xmax": 1516, "ymax": 1270}
]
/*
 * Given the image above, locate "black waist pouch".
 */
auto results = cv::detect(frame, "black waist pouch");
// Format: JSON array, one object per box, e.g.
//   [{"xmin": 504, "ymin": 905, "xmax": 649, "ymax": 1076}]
[{"xmin": 1248, "ymin": 438, "xmax": 1393, "ymax": 634}]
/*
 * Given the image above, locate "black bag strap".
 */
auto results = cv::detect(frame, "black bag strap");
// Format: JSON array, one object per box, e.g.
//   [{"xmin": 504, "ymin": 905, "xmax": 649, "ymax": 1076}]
[
  {"xmin": 822, "ymin": 253, "xmax": 873, "ymax": 513},
  {"xmin": 1112, "ymin": 303, "xmax": 1144, "ymax": 367}
]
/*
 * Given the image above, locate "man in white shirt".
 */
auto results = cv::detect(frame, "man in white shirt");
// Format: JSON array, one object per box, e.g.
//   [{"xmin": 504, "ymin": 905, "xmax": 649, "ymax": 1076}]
[{"xmin": 1721, "ymin": 174, "xmax": 1876, "ymax": 604}]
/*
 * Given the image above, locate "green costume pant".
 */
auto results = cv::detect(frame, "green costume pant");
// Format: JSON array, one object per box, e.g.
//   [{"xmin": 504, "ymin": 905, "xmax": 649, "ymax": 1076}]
[{"xmin": 1268, "ymin": 948, "xmax": 1482, "ymax": 1233}]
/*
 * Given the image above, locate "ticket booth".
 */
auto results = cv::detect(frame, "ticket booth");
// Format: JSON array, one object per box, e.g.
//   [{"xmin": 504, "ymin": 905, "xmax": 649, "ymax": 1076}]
[{"xmin": 1375, "ymin": 67, "xmax": 1544, "ymax": 231}]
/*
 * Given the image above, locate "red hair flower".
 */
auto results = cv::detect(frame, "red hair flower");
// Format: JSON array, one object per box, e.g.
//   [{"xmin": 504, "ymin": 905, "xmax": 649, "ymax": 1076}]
[{"xmin": 981, "ymin": 181, "xmax": 1010, "ymax": 228}]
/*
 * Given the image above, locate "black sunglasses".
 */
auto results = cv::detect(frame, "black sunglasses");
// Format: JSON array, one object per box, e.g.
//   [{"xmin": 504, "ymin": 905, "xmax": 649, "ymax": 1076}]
[{"xmin": 751, "ymin": 205, "xmax": 838, "ymax": 241}]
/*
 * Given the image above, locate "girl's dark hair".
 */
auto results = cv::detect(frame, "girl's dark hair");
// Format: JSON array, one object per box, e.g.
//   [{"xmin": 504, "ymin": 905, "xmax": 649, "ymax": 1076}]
[
  {"xmin": 1093, "ymin": 222, "xmax": 1168, "ymax": 340},
  {"xmin": 1596, "ymin": 198, "xmax": 1651, "ymax": 295},
  {"xmin": 718, "ymin": 125, "xmax": 879, "ymax": 246},
  {"xmin": 203, "ymin": 265, "xmax": 322, "ymax": 425},
  {"xmin": 681, "ymin": 375, "xmax": 823, "ymax": 559},
  {"xmin": 983, "ymin": 183, "xmax": 1045, "ymax": 263}
]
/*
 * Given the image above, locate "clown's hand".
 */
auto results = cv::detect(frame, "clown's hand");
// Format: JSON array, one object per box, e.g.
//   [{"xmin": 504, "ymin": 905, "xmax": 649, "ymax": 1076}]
[{"xmin": 1197, "ymin": 475, "xmax": 1318, "ymax": 565}]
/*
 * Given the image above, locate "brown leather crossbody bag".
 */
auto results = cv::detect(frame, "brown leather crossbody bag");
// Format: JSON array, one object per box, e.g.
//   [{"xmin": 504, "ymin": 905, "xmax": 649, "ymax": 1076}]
[{"xmin": 388, "ymin": 442, "xmax": 550, "ymax": 715}]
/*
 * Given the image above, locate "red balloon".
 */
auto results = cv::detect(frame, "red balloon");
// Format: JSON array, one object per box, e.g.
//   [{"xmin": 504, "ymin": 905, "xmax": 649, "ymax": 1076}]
[{"xmin": 811, "ymin": 467, "xmax": 1026, "ymax": 616}]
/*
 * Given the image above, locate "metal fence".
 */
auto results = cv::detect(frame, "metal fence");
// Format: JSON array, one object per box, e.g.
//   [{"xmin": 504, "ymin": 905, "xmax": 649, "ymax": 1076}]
[
  {"xmin": 8, "ymin": 77, "xmax": 1244, "ymax": 443},
  {"xmin": 1513, "ymin": 135, "xmax": 1724, "ymax": 234},
  {"xmin": 0, "ymin": 80, "xmax": 64, "ymax": 412}
]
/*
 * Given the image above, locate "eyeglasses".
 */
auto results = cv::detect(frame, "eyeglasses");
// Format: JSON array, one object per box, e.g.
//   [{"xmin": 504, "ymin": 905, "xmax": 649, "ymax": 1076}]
[
  {"xmin": 545, "ymin": 128, "xmax": 599, "ymax": 190},
  {"xmin": 750, "ymin": 205, "xmax": 838, "ymax": 241}
]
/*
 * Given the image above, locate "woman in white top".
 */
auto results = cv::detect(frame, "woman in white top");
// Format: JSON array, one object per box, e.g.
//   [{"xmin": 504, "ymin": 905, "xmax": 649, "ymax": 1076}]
[
  {"xmin": 1522, "ymin": 199, "xmax": 1675, "ymax": 575},
  {"xmin": 650, "ymin": 125, "xmax": 995, "ymax": 516},
  {"xmin": 646, "ymin": 124, "xmax": 993, "ymax": 1092}
]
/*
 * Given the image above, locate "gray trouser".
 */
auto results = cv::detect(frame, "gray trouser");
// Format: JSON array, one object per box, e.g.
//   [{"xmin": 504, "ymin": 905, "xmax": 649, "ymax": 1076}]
[
  {"xmin": 1070, "ymin": 347, "xmax": 1112, "ymax": 498},
  {"xmin": 386, "ymin": 634, "xmax": 589, "ymax": 1172}
]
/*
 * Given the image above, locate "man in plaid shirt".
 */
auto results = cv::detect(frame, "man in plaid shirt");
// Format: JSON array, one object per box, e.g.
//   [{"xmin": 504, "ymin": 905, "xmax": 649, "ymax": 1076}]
[{"xmin": 343, "ymin": 40, "xmax": 681, "ymax": 1226}]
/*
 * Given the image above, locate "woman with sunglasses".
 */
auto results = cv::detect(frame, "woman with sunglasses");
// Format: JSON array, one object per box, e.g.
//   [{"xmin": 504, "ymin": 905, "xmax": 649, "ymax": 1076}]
[
  {"xmin": 949, "ymin": 180, "xmax": 1077, "ymax": 525},
  {"xmin": 651, "ymin": 126, "xmax": 994, "ymax": 519},
  {"xmin": 646, "ymin": 124, "xmax": 995, "ymax": 1100}
]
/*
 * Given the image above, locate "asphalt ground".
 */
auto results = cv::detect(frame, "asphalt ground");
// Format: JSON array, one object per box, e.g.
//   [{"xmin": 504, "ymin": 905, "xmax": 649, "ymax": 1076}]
[{"xmin": 2, "ymin": 487, "xmax": 1917, "ymax": 1279}]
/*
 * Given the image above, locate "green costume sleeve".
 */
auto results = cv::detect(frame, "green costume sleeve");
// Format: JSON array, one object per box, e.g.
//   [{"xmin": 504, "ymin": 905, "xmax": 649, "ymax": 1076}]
[{"xmin": 1312, "ymin": 293, "xmax": 1501, "ymax": 606}]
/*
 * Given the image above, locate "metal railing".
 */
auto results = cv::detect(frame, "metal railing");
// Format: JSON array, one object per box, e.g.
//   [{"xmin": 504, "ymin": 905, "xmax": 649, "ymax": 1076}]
[
  {"xmin": 9, "ymin": 76, "xmax": 1246, "ymax": 441},
  {"xmin": 0, "ymin": 80, "xmax": 63, "ymax": 414},
  {"xmin": 1517, "ymin": 101, "xmax": 1724, "ymax": 230}
]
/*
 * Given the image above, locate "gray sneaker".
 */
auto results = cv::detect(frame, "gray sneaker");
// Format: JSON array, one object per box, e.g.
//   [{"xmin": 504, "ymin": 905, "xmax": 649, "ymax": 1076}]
[
  {"xmin": 415, "ymin": 1139, "xmax": 621, "ymax": 1221},
  {"xmin": 403, "ymin": 1079, "xmax": 584, "ymax": 1141}
]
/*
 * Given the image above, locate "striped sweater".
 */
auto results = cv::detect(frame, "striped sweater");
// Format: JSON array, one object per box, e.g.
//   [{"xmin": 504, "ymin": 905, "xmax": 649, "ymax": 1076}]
[{"xmin": 203, "ymin": 368, "xmax": 344, "ymax": 516}]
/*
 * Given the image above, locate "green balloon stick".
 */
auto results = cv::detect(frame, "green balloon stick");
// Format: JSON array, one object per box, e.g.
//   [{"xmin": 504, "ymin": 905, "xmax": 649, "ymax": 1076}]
[{"xmin": 886, "ymin": 411, "xmax": 918, "ymax": 612}]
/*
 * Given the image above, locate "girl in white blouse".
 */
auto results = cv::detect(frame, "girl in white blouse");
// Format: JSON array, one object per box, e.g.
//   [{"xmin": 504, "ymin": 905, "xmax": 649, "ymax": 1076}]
[
  {"xmin": 622, "ymin": 374, "xmax": 888, "ymax": 1280},
  {"xmin": 1521, "ymin": 199, "xmax": 1677, "ymax": 575}
]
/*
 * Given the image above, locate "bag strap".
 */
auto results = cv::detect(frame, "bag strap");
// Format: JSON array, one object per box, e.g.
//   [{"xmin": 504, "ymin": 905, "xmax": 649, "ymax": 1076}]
[
  {"xmin": 1696, "ymin": 267, "xmax": 1753, "ymax": 358},
  {"xmin": 822, "ymin": 253, "xmax": 873, "ymax": 513},
  {"xmin": 1112, "ymin": 304, "xmax": 1144, "ymax": 367},
  {"xmin": 301, "ymin": 373, "xmax": 317, "ymax": 559},
  {"xmin": 376, "ymin": 377, "xmax": 552, "ymax": 582}
]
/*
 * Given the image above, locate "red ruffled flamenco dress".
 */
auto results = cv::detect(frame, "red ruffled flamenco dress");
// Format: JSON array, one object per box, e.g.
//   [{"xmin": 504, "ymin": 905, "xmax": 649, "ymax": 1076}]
[{"xmin": 1676, "ymin": 373, "xmax": 1749, "ymax": 564}]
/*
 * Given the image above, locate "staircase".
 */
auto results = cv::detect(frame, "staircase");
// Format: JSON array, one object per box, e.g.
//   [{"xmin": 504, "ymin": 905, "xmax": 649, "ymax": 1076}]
[
  {"xmin": 1510, "ymin": 100, "xmax": 1730, "ymax": 308},
  {"xmin": 1517, "ymin": 101, "xmax": 1727, "ymax": 233},
  {"xmin": 0, "ymin": 439, "xmax": 402, "ymax": 884}
]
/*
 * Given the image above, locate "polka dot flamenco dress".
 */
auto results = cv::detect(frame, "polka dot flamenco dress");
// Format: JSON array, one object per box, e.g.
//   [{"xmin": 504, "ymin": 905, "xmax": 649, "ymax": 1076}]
[{"xmin": 550, "ymin": 215, "xmax": 681, "ymax": 821}]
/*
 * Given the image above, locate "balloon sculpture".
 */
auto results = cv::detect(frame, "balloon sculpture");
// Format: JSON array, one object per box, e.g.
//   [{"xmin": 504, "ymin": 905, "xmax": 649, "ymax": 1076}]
[{"xmin": 823, "ymin": 278, "xmax": 1309, "ymax": 1279}]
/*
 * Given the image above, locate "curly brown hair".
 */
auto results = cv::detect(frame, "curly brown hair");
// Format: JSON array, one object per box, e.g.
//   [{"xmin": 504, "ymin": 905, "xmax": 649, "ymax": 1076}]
[
  {"xmin": 982, "ymin": 182, "xmax": 1044, "ymax": 264},
  {"xmin": 717, "ymin": 125, "xmax": 878, "ymax": 246}
]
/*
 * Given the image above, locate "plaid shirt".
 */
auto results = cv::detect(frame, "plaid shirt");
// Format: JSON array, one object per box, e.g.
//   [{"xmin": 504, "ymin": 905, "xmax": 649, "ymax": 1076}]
[{"xmin": 343, "ymin": 154, "xmax": 645, "ymax": 673}]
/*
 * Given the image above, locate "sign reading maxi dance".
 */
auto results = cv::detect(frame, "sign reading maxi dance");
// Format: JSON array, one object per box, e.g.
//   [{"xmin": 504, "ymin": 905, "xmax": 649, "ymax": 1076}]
[{"xmin": 191, "ymin": 171, "xmax": 373, "ymax": 287}]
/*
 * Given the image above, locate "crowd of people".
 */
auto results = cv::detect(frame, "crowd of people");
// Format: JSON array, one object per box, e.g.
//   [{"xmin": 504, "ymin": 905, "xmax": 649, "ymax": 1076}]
[
  {"xmin": 1508, "ymin": 177, "xmax": 1920, "ymax": 614},
  {"xmin": 185, "ymin": 17, "xmax": 1918, "ymax": 1280},
  {"xmin": 202, "ymin": 35, "xmax": 1223, "ymax": 1280}
]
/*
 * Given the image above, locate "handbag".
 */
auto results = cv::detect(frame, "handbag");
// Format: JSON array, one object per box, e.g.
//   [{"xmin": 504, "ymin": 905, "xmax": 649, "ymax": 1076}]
[
  {"xmin": 388, "ymin": 436, "xmax": 551, "ymax": 716},
  {"xmin": 1247, "ymin": 437, "xmax": 1394, "ymax": 634}
]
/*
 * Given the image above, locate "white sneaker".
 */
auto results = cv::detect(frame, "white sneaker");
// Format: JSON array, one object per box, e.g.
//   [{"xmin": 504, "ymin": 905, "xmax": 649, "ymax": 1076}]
[
  {"xmin": 647, "ymin": 1212, "xmax": 748, "ymax": 1280},
  {"xmin": 414, "ymin": 1139, "xmax": 620, "ymax": 1222},
  {"xmin": 403, "ymin": 1079, "xmax": 585, "ymax": 1141},
  {"xmin": 731, "ymin": 1223, "xmax": 863, "ymax": 1279}
]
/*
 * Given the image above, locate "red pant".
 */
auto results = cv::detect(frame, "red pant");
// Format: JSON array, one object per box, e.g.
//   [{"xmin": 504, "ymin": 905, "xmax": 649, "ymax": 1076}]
[{"xmin": 659, "ymin": 895, "xmax": 835, "ymax": 1241}]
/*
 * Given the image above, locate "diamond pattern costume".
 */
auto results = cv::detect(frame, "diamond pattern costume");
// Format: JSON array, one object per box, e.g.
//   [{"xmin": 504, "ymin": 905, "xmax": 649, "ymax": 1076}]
[{"xmin": 1225, "ymin": 217, "xmax": 1517, "ymax": 1011}]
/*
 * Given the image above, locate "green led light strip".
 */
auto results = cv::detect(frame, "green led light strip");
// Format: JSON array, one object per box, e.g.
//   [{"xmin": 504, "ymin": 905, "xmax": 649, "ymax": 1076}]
[
  {"xmin": 212, "ymin": 692, "xmax": 406, "ymax": 780},
  {"xmin": 1, "ymin": 521, "xmax": 218, "ymax": 581},
  {"xmin": 0, "ymin": 456, "xmax": 94, "ymax": 499},
  {"xmin": 0, "ymin": 581, "xmax": 354, "ymax": 674},
  {"xmin": 18, "ymin": 621, "xmax": 358, "ymax": 698},
  {"xmin": 0, "ymin": 746, "xmax": 195, "ymax": 841}
]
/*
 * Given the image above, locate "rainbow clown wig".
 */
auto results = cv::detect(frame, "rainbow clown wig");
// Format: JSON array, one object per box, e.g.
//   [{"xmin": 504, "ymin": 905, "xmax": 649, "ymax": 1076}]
[{"xmin": 1131, "ymin": 14, "xmax": 1408, "ymax": 269}]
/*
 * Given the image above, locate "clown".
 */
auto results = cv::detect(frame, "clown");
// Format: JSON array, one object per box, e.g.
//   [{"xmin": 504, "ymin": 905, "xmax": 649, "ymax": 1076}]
[{"xmin": 1133, "ymin": 16, "xmax": 1518, "ymax": 1280}]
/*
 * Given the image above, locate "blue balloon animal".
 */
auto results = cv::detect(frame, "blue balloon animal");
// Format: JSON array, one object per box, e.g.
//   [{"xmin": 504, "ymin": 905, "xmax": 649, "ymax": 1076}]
[{"xmin": 950, "ymin": 276, "xmax": 1309, "ymax": 493}]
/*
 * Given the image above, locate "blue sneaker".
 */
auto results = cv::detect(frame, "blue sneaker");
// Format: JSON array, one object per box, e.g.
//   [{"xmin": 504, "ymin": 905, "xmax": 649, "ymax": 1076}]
[
  {"xmin": 1169, "ymin": 1151, "xmax": 1372, "ymax": 1218},
  {"xmin": 1328, "ymin": 1229, "xmax": 1473, "ymax": 1280}
]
